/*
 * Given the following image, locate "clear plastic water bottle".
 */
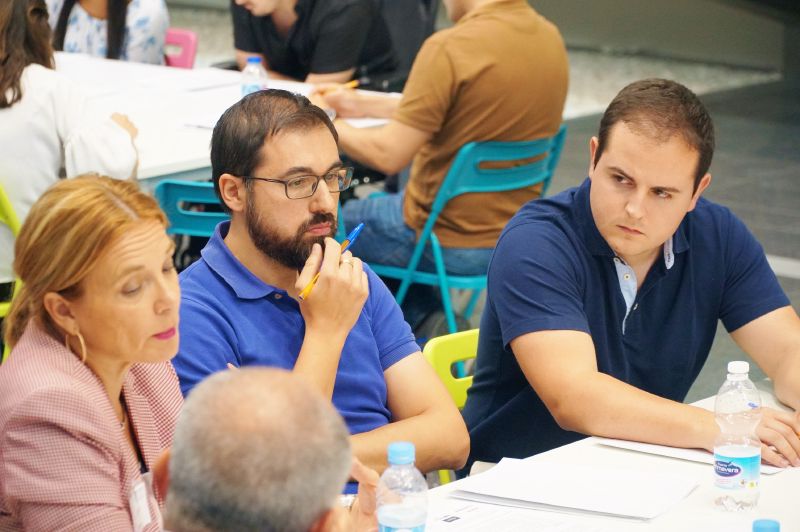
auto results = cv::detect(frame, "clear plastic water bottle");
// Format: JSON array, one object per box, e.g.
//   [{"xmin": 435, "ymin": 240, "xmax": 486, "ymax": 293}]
[
  {"xmin": 241, "ymin": 56, "xmax": 268, "ymax": 97},
  {"xmin": 377, "ymin": 442, "xmax": 427, "ymax": 532},
  {"xmin": 713, "ymin": 360, "xmax": 762, "ymax": 511}
]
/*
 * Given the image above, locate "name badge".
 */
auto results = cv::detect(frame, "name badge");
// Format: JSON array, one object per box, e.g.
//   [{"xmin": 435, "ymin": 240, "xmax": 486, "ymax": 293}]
[{"xmin": 129, "ymin": 479, "xmax": 152, "ymax": 532}]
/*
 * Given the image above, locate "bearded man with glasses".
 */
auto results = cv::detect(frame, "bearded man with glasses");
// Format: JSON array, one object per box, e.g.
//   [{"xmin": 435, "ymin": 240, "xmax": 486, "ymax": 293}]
[{"xmin": 172, "ymin": 90, "xmax": 469, "ymax": 485}]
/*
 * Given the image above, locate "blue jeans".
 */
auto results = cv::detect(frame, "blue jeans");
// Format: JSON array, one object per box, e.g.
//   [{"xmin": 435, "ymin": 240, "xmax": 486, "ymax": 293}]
[{"xmin": 342, "ymin": 193, "xmax": 493, "ymax": 276}]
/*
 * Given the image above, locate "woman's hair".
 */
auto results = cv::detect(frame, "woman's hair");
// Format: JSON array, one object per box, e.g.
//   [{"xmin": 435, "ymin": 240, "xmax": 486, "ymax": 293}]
[
  {"xmin": 3, "ymin": 175, "xmax": 167, "ymax": 348},
  {"xmin": 0, "ymin": 0, "xmax": 54, "ymax": 108},
  {"xmin": 53, "ymin": 0, "xmax": 128, "ymax": 60}
]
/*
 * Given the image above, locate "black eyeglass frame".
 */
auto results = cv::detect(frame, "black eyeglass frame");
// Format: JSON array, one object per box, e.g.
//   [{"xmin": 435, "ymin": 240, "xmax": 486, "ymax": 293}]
[{"xmin": 240, "ymin": 167, "xmax": 354, "ymax": 199}]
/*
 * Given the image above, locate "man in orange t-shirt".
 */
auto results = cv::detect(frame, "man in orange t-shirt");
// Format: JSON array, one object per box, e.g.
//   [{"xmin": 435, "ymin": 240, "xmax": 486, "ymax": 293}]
[{"xmin": 315, "ymin": 0, "xmax": 568, "ymax": 324}]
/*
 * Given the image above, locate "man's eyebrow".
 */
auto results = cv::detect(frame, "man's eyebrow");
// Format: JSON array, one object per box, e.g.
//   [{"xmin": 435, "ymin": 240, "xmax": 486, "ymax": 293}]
[
  {"xmin": 275, "ymin": 161, "xmax": 343, "ymax": 179},
  {"xmin": 608, "ymin": 166, "xmax": 635, "ymax": 181},
  {"xmin": 608, "ymin": 166, "xmax": 682, "ymax": 193}
]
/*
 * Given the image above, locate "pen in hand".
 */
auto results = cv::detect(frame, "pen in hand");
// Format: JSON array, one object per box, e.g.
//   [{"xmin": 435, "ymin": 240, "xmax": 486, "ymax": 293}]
[
  {"xmin": 317, "ymin": 79, "xmax": 360, "ymax": 96},
  {"xmin": 298, "ymin": 222, "xmax": 364, "ymax": 301}
]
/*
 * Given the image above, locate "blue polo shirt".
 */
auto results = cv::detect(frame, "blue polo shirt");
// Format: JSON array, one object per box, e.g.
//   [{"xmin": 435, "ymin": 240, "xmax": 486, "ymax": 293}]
[
  {"xmin": 174, "ymin": 222, "xmax": 420, "ymax": 437},
  {"xmin": 462, "ymin": 178, "xmax": 790, "ymax": 470}
]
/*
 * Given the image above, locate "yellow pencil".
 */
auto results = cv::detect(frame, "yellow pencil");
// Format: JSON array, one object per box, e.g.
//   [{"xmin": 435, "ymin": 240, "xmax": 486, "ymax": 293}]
[{"xmin": 318, "ymin": 79, "xmax": 360, "ymax": 95}]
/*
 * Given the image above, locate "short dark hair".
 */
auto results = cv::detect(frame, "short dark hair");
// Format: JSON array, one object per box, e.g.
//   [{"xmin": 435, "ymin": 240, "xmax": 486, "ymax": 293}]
[
  {"xmin": 594, "ymin": 79, "xmax": 715, "ymax": 191},
  {"xmin": 210, "ymin": 89, "xmax": 338, "ymax": 213}
]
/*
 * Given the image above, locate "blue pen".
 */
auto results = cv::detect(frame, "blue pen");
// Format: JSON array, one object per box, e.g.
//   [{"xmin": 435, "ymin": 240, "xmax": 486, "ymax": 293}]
[
  {"xmin": 298, "ymin": 222, "xmax": 365, "ymax": 300},
  {"xmin": 340, "ymin": 222, "xmax": 364, "ymax": 253}
]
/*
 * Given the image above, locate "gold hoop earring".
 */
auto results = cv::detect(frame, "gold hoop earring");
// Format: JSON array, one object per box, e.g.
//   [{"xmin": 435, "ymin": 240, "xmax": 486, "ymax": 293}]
[{"xmin": 64, "ymin": 331, "xmax": 88, "ymax": 363}]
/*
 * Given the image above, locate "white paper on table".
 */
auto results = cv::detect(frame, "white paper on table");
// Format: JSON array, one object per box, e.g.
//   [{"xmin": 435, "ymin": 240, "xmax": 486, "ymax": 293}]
[
  {"xmin": 344, "ymin": 117, "xmax": 388, "ymax": 128},
  {"xmin": 55, "ymin": 53, "xmax": 240, "ymax": 93},
  {"xmin": 593, "ymin": 437, "xmax": 784, "ymax": 475},
  {"xmin": 184, "ymin": 114, "xmax": 387, "ymax": 130},
  {"xmin": 450, "ymin": 457, "xmax": 697, "ymax": 520},
  {"xmin": 428, "ymin": 498, "xmax": 614, "ymax": 532},
  {"xmin": 184, "ymin": 112, "xmax": 225, "ymax": 130}
]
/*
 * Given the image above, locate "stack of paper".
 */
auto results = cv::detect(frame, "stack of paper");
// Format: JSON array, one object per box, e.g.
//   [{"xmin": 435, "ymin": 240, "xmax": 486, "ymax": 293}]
[
  {"xmin": 450, "ymin": 457, "xmax": 698, "ymax": 520},
  {"xmin": 428, "ymin": 499, "xmax": 614, "ymax": 531},
  {"xmin": 593, "ymin": 438, "xmax": 784, "ymax": 474}
]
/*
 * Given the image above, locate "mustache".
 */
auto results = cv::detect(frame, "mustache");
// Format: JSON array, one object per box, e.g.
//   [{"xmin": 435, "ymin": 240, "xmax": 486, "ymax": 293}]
[{"xmin": 298, "ymin": 212, "xmax": 337, "ymax": 234}]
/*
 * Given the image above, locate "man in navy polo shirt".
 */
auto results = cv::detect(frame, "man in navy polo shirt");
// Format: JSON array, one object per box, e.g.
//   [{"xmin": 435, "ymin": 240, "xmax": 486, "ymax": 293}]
[
  {"xmin": 172, "ymin": 89, "xmax": 468, "ymax": 477},
  {"xmin": 462, "ymin": 79, "xmax": 800, "ymax": 473}
]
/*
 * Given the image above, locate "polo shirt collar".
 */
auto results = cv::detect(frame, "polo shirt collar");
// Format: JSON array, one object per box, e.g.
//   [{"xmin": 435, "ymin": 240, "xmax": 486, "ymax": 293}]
[
  {"xmin": 200, "ymin": 221, "xmax": 280, "ymax": 300},
  {"xmin": 457, "ymin": 0, "xmax": 530, "ymax": 25},
  {"xmin": 575, "ymin": 178, "xmax": 690, "ymax": 269}
]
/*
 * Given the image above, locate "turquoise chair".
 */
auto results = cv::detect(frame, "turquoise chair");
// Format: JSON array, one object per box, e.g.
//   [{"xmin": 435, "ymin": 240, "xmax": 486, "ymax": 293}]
[
  {"xmin": 369, "ymin": 126, "xmax": 567, "ymax": 334},
  {"xmin": 154, "ymin": 180, "xmax": 229, "ymax": 237}
]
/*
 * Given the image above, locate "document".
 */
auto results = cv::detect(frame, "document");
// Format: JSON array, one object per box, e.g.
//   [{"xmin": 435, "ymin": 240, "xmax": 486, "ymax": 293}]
[
  {"xmin": 593, "ymin": 437, "xmax": 784, "ymax": 474},
  {"xmin": 428, "ymin": 499, "xmax": 614, "ymax": 531},
  {"xmin": 450, "ymin": 458, "xmax": 698, "ymax": 520},
  {"xmin": 185, "ymin": 113, "xmax": 386, "ymax": 130}
]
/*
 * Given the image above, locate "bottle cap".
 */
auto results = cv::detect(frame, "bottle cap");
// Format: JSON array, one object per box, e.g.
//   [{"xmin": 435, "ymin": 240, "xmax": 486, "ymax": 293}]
[
  {"xmin": 752, "ymin": 519, "xmax": 780, "ymax": 532},
  {"xmin": 246, "ymin": 56, "xmax": 262, "ymax": 64},
  {"xmin": 728, "ymin": 361, "xmax": 749, "ymax": 374},
  {"xmin": 387, "ymin": 441, "xmax": 415, "ymax": 465}
]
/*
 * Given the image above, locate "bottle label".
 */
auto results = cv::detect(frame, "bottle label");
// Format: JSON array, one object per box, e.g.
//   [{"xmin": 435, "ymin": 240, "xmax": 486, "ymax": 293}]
[
  {"xmin": 378, "ymin": 525, "xmax": 424, "ymax": 532},
  {"xmin": 714, "ymin": 452, "xmax": 760, "ymax": 490}
]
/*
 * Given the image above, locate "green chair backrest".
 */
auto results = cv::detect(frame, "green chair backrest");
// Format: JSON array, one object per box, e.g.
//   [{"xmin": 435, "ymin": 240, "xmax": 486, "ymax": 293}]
[
  {"xmin": 0, "ymin": 183, "xmax": 22, "ymax": 362},
  {"xmin": 422, "ymin": 328, "xmax": 479, "ymax": 409},
  {"xmin": 423, "ymin": 328, "xmax": 479, "ymax": 484}
]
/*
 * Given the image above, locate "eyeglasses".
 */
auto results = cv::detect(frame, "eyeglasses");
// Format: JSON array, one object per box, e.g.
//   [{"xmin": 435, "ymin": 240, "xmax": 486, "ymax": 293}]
[{"xmin": 240, "ymin": 167, "xmax": 354, "ymax": 200}]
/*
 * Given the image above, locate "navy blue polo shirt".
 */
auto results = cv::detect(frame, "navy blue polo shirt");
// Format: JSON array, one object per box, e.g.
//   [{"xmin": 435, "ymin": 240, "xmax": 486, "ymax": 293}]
[
  {"xmin": 174, "ymin": 222, "xmax": 420, "ymax": 436},
  {"xmin": 462, "ymin": 178, "xmax": 790, "ymax": 470}
]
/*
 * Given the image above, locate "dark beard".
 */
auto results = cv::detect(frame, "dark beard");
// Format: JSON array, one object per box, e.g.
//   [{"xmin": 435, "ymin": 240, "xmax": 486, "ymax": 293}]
[{"xmin": 245, "ymin": 195, "xmax": 336, "ymax": 270}]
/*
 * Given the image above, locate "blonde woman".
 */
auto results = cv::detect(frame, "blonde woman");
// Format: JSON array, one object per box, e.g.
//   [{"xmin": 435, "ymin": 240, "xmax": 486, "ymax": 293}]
[{"xmin": 0, "ymin": 176, "xmax": 181, "ymax": 530}]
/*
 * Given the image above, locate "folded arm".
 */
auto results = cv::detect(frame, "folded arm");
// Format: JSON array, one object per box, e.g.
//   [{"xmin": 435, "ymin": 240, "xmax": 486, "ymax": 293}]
[
  {"xmin": 513, "ymin": 329, "xmax": 720, "ymax": 452},
  {"xmin": 333, "ymin": 118, "xmax": 431, "ymax": 176},
  {"xmin": 351, "ymin": 352, "xmax": 469, "ymax": 474}
]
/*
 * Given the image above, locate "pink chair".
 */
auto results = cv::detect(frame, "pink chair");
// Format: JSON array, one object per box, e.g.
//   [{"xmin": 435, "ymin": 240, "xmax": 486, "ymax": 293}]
[{"xmin": 164, "ymin": 27, "xmax": 198, "ymax": 69}]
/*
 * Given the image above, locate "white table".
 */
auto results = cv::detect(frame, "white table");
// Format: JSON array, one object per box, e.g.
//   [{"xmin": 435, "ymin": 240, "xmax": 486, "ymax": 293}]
[
  {"xmin": 54, "ymin": 53, "xmax": 386, "ymax": 189},
  {"xmin": 426, "ymin": 382, "xmax": 800, "ymax": 531}
]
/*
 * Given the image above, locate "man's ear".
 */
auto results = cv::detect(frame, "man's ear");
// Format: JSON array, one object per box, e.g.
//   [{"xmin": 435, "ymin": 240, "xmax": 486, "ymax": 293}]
[
  {"xmin": 42, "ymin": 292, "xmax": 78, "ymax": 336},
  {"xmin": 588, "ymin": 136, "xmax": 600, "ymax": 178},
  {"xmin": 218, "ymin": 173, "xmax": 247, "ymax": 214},
  {"xmin": 152, "ymin": 448, "xmax": 171, "ymax": 500},
  {"xmin": 688, "ymin": 172, "xmax": 712, "ymax": 212}
]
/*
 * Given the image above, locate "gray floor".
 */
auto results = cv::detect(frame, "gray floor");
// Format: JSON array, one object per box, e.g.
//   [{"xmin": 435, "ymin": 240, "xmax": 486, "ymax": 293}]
[{"xmin": 171, "ymin": 5, "xmax": 799, "ymax": 402}]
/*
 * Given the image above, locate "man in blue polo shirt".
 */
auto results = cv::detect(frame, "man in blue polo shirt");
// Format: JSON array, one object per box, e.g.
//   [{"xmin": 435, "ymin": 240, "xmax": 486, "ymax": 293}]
[
  {"xmin": 173, "ymin": 89, "xmax": 468, "ymax": 477},
  {"xmin": 462, "ymin": 79, "xmax": 800, "ymax": 473}
]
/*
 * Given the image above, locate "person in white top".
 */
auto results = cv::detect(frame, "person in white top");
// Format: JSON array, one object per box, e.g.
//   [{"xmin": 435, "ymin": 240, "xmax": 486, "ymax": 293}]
[
  {"xmin": 0, "ymin": 0, "xmax": 138, "ymax": 288},
  {"xmin": 48, "ymin": 0, "xmax": 169, "ymax": 64}
]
